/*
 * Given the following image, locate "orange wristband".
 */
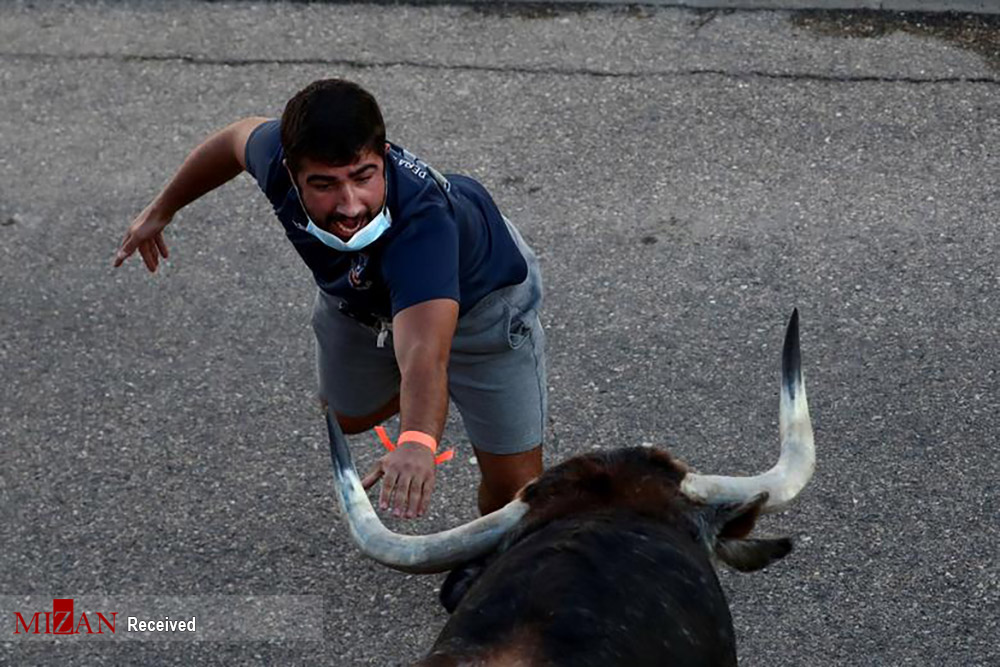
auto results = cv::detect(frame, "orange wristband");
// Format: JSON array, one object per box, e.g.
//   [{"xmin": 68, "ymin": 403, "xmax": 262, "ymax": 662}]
[
  {"xmin": 373, "ymin": 426, "xmax": 454, "ymax": 465},
  {"xmin": 397, "ymin": 430, "xmax": 438, "ymax": 452}
]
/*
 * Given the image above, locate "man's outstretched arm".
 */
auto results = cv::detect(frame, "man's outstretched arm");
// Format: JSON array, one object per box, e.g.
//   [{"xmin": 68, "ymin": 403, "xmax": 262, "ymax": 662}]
[
  {"xmin": 113, "ymin": 116, "xmax": 270, "ymax": 272},
  {"xmin": 361, "ymin": 298, "xmax": 459, "ymax": 519}
]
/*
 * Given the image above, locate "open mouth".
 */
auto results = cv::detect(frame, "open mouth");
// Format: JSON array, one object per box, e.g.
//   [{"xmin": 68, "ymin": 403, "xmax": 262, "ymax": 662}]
[{"xmin": 332, "ymin": 217, "xmax": 366, "ymax": 239}]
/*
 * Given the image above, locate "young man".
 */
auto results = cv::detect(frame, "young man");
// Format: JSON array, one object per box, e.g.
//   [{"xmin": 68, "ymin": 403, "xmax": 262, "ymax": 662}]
[{"xmin": 114, "ymin": 79, "xmax": 546, "ymax": 520}]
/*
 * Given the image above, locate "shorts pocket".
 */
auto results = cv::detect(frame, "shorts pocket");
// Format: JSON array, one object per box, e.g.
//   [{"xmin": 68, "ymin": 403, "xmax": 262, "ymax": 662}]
[
  {"xmin": 453, "ymin": 294, "xmax": 528, "ymax": 355},
  {"xmin": 506, "ymin": 307, "xmax": 532, "ymax": 350}
]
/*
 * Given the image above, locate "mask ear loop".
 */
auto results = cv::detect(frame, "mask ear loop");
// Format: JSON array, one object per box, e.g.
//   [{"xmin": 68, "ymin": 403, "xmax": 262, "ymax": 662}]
[
  {"xmin": 281, "ymin": 160, "xmax": 313, "ymax": 233},
  {"xmin": 282, "ymin": 159, "xmax": 297, "ymax": 191}
]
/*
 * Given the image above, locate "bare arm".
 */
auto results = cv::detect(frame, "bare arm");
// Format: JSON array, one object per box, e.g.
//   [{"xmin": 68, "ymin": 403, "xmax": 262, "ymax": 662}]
[
  {"xmin": 362, "ymin": 298, "xmax": 459, "ymax": 518},
  {"xmin": 113, "ymin": 116, "xmax": 271, "ymax": 272},
  {"xmin": 395, "ymin": 298, "xmax": 459, "ymax": 444}
]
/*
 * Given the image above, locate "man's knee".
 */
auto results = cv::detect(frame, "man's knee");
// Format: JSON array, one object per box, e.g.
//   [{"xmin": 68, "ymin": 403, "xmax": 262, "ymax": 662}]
[{"xmin": 318, "ymin": 394, "xmax": 400, "ymax": 434}]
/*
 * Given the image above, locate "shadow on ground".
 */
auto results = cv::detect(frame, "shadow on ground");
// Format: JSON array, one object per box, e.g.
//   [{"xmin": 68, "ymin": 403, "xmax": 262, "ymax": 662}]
[{"xmin": 792, "ymin": 10, "xmax": 1000, "ymax": 70}]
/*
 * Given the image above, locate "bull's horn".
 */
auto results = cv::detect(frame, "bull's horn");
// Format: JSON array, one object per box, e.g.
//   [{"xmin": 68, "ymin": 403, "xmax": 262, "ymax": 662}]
[
  {"xmin": 326, "ymin": 411, "xmax": 528, "ymax": 574},
  {"xmin": 681, "ymin": 309, "xmax": 815, "ymax": 513}
]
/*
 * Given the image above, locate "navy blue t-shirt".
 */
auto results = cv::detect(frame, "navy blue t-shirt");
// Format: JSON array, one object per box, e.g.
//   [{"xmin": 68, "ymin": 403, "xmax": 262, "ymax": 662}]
[{"xmin": 244, "ymin": 120, "xmax": 527, "ymax": 319}]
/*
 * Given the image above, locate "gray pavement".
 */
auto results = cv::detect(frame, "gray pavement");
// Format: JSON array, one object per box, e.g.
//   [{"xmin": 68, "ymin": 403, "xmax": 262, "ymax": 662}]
[
  {"xmin": 456, "ymin": 0, "xmax": 1000, "ymax": 15},
  {"xmin": 1, "ymin": 2, "xmax": 998, "ymax": 665}
]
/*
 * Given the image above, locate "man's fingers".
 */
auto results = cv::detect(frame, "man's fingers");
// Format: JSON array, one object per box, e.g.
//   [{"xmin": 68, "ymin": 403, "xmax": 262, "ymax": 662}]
[
  {"xmin": 404, "ymin": 480, "xmax": 418, "ymax": 518},
  {"xmin": 361, "ymin": 462, "xmax": 384, "ymax": 490},
  {"xmin": 405, "ymin": 477, "xmax": 425, "ymax": 518},
  {"xmin": 114, "ymin": 236, "xmax": 135, "ymax": 267},
  {"xmin": 114, "ymin": 233, "xmax": 168, "ymax": 270},
  {"xmin": 139, "ymin": 241, "xmax": 158, "ymax": 273},
  {"xmin": 154, "ymin": 232, "xmax": 169, "ymax": 259},
  {"xmin": 417, "ymin": 476, "xmax": 434, "ymax": 517},
  {"xmin": 150, "ymin": 241, "xmax": 161, "ymax": 271},
  {"xmin": 137, "ymin": 242, "xmax": 153, "ymax": 272},
  {"xmin": 393, "ymin": 475, "xmax": 413, "ymax": 517},
  {"xmin": 379, "ymin": 470, "xmax": 399, "ymax": 511},
  {"xmin": 147, "ymin": 242, "xmax": 159, "ymax": 272}
]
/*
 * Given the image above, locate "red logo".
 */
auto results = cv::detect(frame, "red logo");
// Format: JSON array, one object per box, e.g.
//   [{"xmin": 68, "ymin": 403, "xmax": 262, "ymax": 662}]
[{"xmin": 14, "ymin": 598, "xmax": 117, "ymax": 635}]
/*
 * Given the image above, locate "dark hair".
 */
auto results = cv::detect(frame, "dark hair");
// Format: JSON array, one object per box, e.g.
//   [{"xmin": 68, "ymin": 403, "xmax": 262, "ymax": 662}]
[{"xmin": 280, "ymin": 79, "xmax": 386, "ymax": 172}]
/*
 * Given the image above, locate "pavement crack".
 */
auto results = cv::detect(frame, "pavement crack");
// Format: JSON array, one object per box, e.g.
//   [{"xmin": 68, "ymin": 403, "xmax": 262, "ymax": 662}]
[
  {"xmin": 1, "ymin": 50, "xmax": 998, "ymax": 86},
  {"xmin": 688, "ymin": 67, "xmax": 1000, "ymax": 85},
  {"xmin": 692, "ymin": 9, "xmax": 720, "ymax": 33}
]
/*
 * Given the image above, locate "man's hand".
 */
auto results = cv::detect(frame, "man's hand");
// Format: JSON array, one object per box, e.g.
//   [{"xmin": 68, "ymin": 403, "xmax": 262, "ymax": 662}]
[
  {"xmin": 114, "ymin": 204, "xmax": 172, "ymax": 272},
  {"xmin": 111, "ymin": 116, "xmax": 270, "ymax": 273},
  {"xmin": 362, "ymin": 442, "xmax": 436, "ymax": 518}
]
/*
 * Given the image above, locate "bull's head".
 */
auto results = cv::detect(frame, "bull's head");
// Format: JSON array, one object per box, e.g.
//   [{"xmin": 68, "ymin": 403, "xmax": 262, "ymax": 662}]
[{"xmin": 325, "ymin": 310, "xmax": 814, "ymax": 575}]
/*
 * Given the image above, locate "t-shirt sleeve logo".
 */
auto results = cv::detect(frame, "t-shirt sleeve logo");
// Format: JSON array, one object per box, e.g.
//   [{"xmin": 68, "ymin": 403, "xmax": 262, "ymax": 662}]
[
  {"xmin": 395, "ymin": 148, "xmax": 451, "ymax": 192},
  {"xmin": 348, "ymin": 253, "xmax": 373, "ymax": 290}
]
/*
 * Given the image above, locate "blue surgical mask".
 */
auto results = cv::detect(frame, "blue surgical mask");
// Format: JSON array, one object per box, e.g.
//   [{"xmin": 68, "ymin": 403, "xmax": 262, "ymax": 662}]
[
  {"xmin": 287, "ymin": 166, "xmax": 392, "ymax": 252},
  {"xmin": 303, "ymin": 205, "xmax": 392, "ymax": 252}
]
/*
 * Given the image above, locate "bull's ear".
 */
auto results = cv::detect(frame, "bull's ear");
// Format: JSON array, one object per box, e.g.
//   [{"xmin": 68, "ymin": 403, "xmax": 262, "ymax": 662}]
[
  {"xmin": 439, "ymin": 558, "xmax": 488, "ymax": 614},
  {"xmin": 699, "ymin": 492, "xmax": 793, "ymax": 572},
  {"xmin": 702, "ymin": 491, "xmax": 769, "ymax": 539},
  {"xmin": 715, "ymin": 537, "xmax": 792, "ymax": 572}
]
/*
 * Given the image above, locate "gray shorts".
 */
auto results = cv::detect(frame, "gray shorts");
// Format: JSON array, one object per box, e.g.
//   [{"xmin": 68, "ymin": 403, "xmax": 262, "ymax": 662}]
[{"xmin": 311, "ymin": 219, "xmax": 546, "ymax": 455}]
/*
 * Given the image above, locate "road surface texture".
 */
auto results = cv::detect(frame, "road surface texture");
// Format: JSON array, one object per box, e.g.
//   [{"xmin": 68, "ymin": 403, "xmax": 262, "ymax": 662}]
[{"xmin": 1, "ymin": 2, "xmax": 998, "ymax": 665}]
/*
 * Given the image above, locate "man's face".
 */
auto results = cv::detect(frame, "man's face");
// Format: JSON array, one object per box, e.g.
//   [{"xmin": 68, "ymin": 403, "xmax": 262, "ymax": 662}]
[{"xmin": 291, "ymin": 147, "xmax": 387, "ymax": 241}]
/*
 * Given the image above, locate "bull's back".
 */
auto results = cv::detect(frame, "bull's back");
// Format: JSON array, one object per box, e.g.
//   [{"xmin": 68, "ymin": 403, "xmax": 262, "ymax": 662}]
[{"xmin": 422, "ymin": 512, "xmax": 737, "ymax": 666}]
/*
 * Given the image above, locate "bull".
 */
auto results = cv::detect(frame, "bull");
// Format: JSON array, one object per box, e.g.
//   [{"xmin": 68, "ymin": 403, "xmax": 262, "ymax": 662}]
[{"xmin": 326, "ymin": 310, "xmax": 815, "ymax": 666}]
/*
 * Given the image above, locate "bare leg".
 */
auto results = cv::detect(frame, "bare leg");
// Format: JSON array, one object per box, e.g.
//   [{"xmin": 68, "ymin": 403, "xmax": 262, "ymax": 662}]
[
  {"xmin": 473, "ymin": 445, "xmax": 543, "ymax": 515},
  {"xmin": 319, "ymin": 394, "xmax": 400, "ymax": 434}
]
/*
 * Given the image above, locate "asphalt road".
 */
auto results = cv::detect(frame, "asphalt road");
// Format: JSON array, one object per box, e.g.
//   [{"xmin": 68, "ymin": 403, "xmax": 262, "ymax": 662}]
[{"xmin": 1, "ymin": 2, "xmax": 998, "ymax": 665}]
